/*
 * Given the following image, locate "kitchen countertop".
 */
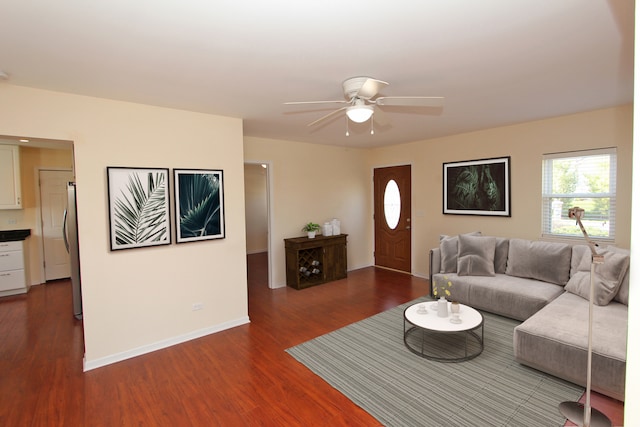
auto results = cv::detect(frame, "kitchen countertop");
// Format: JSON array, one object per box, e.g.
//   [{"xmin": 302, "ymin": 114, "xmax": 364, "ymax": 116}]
[{"xmin": 0, "ymin": 229, "xmax": 31, "ymax": 242}]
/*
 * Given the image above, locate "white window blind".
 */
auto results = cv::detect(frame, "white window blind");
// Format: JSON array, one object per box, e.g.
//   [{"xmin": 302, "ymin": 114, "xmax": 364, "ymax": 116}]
[{"xmin": 541, "ymin": 148, "xmax": 616, "ymax": 240}]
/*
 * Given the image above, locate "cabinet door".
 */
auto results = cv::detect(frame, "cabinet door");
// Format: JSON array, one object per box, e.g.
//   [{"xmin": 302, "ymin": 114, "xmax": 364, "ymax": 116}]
[
  {"xmin": 324, "ymin": 239, "xmax": 347, "ymax": 281},
  {"xmin": 0, "ymin": 145, "xmax": 22, "ymax": 209},
  {"xmin": 0, "ymin": 240, "xmax": 26, "ymax": 293},
  {"xmin": 0, "ymin": 249, "xmax": 25, "ymax": 271},
  {"xmin": 0, "ymin": 269, "xmax": 26, "ymax": 292}
]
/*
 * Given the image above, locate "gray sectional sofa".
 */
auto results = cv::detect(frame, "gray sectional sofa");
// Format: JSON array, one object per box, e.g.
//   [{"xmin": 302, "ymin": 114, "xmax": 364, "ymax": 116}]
[{"xmin": 429, "ymin": 233, "xmax": 630, "ymax": 401}]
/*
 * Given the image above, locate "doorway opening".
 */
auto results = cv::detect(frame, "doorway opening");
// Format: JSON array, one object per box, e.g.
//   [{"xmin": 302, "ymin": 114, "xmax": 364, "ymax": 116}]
[
  {"xmin": 0, "ymin": 136, "xmax": 75, "ymax": 287},
  {"xmin": 0, "ymin": 135, "xmax": 80, "ymax": 321},
  {"xmin": 244, "ymin": 162, "xmax": 273, "ymax": 288}
]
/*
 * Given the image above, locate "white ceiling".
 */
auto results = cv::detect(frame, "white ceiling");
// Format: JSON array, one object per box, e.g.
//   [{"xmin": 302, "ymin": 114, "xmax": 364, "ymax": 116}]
[{"xmin": 0, "ymin": 1, "xmax": 634, "ymax": 148}]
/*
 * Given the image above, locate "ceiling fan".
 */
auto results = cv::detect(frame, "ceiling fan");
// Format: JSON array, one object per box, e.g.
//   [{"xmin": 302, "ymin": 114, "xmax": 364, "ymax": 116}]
[{"xmin": 284, "ymin": 76, "xmax": 444, "ymax": 128}]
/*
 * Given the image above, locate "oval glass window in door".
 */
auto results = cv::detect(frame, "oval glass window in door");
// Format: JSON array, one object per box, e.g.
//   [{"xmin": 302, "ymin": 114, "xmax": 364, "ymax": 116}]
[{"xmin": 383, "ymin": 179, "xmax": 401, "ymax": 229}]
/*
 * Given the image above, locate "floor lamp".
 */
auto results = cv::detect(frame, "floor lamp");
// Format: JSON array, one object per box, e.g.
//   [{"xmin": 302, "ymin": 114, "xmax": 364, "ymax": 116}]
[{"xmin": 558, "ymin": 207, "xmax": 612, "ymax": 427}]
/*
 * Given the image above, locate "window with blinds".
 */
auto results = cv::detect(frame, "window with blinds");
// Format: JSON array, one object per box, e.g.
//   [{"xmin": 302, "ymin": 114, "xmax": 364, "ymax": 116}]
[{"xmin": 541, "ymin": 148, "xmax": 616, "ymax": 240}]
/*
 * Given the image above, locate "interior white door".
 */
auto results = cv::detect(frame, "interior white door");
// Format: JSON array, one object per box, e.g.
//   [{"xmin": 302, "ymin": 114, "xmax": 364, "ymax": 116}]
[{"xmin": 40, "ymin": 170, "xmax": 74, "ymax": 281}]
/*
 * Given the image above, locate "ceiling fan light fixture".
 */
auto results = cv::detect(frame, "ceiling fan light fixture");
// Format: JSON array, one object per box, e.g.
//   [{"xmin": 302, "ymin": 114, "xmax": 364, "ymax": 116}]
[{"xmin": 346, "ymin": 105, "xmax": 373, "ymax": 123}]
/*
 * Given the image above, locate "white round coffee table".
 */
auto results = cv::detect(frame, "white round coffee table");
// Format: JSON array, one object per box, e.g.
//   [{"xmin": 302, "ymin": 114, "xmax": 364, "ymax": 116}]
[{"xmin": 403, "ymin": 301, "xmax": 484, "ymax": 362}]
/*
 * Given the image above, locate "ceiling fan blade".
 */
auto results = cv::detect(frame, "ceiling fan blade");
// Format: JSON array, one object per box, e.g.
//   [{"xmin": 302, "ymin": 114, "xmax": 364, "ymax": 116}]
[
  {"xmin": 373, "ymin": 106, "xmax": 391, "ymax": 127},
  {"xmin": 284, "ymin": 100, "xmax": 347, "ymax": 105},
  {"xmin": 308, "ymin": 106, "xmax": 347, "ymax": 127},
  {"xmin": 376, "ymin": 96, "xmax": 444, "ymax": 107},
  {"xmin": 357, "ymin": 78, "xmax": 389, "ymax": 100}
]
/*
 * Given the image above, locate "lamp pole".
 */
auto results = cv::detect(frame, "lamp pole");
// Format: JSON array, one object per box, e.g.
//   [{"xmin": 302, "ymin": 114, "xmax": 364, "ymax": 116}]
[{"xmin": 558, "ymin": 207, "xmax": 611, "ymax": 427}]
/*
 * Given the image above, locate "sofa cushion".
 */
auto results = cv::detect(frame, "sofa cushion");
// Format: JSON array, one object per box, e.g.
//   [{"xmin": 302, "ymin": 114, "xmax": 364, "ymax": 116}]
[
  {"xmin": 432, "ymin": 272, "xmax": 564, "ymax": 321},
  {"xmin": 439, "ymin": 231, "xmax": 481, "ymax": 273},
  {"xmin": 505, "ymin": 238, "xmax": 571, "ymax": 285},
  {"xmin": 457, "ymin": 234, "xmax": 496, "ymax": 276},
  {"xmin": 494, "ymin": 237, "xmax": 510, "ymax": 274},
  {"xmin": 565, "ymin": 245, "xmax": 630, "ymax": 306},
  {"xmin": 514, "ymin": 291, "xmax": 627, "ymax": 401},
  {"xmin": 606, "ymin": 246, "xmax": 631, "ymax": 305}
]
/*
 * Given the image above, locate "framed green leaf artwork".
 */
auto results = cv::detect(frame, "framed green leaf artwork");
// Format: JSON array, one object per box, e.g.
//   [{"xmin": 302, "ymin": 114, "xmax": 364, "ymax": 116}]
[
  {"xmin": 443, "ymin": 156, "xmax": 511, "ymax": 216},
  {"xmin": 173, "ymin": 169, "xmax": 225, "ymax": 243},
  {"xmin": 107, "ymin": 167, "xmax": 171, "ymax": 250}
]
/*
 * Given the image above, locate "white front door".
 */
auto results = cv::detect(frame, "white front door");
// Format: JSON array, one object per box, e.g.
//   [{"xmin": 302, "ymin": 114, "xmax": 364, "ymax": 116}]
[{"xmin": 40, "ymin": 170, "xmax": 74, "ymax": 281}]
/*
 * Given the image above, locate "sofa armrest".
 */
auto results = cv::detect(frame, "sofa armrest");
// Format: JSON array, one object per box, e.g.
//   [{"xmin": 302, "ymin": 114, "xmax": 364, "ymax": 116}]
[{"xmin": 429, "ymin": 248, "xmax": 440, "ymax": 297}]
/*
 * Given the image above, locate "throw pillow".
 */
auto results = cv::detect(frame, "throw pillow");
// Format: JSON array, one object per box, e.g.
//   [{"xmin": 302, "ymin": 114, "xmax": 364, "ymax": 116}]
[
  {"xmin": 439, "ymin": 231, "xmax": 481, "ymax": 273},
  {"xmin": 569, "ymin": 245, "xmax": 592, "ymax": 276},
  {"xmin": 505, "ymin": 238, "xmax": 571, "ymax": 285},
  {"xmin": 494, "ymin": 237, "xmax": 510, "ymax": 274},
  {"xmin": 606, "ymin": 246, "xmax": 630, "ymax": 305},
  {"xmin": 457, "ymin": 234, "xmax": 496, "ymax": 276},
  {"xmin": 565, "ymin": 248, "xmax": 630, "ymax": 306}
]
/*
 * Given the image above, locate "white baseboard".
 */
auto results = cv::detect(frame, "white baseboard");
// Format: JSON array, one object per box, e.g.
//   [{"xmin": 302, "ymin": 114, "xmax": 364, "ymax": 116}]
[
  {"xmin": 348, "ymin": 263, "xmax": 374, "ymax": 271},
  {"xmin": 0, "ymin": 287, "xmax": 27, "ymax": 298},
  {"xmin": 246, "ymin": 249, "xmax": 267, "ymax": 255},
  {"xmin": 83, "ymin": 316, "xmax": 250, "ymax": 372},
  {"xmin": 352, "ymin": 263, "xmax": 428, "ymax": 279}
]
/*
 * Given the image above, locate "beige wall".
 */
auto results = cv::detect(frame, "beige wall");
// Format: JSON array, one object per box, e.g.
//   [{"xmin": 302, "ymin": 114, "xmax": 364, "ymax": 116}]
[
  {"xmin": 244, "ymin": 163, "xmax": 268, "ymax": 254},
  {"xmin": 244, "ymin": 137, "xmax": 373, "ymax": 287},
  {"xmin": 368, "ymin": 105, "xmax": 633, "ymax": 278},
  {"xmin": 0, "ymin": 85, "xmax": 248, "ymax": 368},
  {"xmin": 245, "ymin": 107, "xmax": 632, "ymax": 286}
]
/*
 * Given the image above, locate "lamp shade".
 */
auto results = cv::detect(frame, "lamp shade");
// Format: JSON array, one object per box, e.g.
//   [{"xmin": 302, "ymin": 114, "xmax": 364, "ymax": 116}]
[{"xmin": 346, "ymin": 105, "xmax": 374, "ymax": 123}]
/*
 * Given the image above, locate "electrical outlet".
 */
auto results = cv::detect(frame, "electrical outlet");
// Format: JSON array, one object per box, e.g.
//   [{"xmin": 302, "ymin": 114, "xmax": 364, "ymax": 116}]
[{"xmin": 192, "ymin": 302, "xmax": 204, "ymax": 311}]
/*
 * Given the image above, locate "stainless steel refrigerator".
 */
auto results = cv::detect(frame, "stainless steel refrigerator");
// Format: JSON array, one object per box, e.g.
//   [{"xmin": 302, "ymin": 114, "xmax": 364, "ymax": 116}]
[{"xmin": 63, "ymin": 182, "xmax": 83, "ymax": 320}]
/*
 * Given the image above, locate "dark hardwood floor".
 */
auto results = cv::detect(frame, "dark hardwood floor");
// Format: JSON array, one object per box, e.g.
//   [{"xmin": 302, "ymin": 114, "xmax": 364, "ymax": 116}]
[{"xmin": 0, "ymin": 252, "xmax": 624, "ymax": 426}]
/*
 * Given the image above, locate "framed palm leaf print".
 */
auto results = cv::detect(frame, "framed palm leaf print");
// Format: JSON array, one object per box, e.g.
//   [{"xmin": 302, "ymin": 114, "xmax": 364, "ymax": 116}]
[
  {"xmin": 107, "ymin": 167, "xmax": 171, "ymax": 250},
  {"xmin": 174, "ymin": 169, "xmax": 225, "ymax": 243},
  {"xmin": 443, "ymin": 156, "xmax": 511, "ymax": 216}
]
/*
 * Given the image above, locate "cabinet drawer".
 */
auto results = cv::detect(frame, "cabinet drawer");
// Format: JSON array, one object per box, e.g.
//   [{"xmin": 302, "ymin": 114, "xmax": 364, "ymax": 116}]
[
  {"xmin": 0, "ymin": 250, "xmax": 24, "ymax": 271},
  {"xmin": 0, "ymin": 240, "xmax": 23, "ymax": 252},
  {"xmin": 0, "ymin": 269, "xmax": 26, "ymax": 291}
]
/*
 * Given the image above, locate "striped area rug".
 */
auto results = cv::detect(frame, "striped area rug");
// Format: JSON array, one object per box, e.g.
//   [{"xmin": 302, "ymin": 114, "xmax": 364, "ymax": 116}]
[{"xmin": 286, "ymin": 297, "xmax": 583, "ymax": 427}]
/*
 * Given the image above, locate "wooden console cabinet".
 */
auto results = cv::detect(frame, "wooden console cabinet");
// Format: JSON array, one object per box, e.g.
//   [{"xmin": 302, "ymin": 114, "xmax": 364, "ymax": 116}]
[{"xmin": 284, "ymin": 234, "xmax": 347, "ymax": 289}]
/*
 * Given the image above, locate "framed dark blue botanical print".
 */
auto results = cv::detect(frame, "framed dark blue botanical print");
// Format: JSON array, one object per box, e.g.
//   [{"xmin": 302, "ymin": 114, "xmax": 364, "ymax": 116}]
[{"xmin": 173, "ymin": 169, "xmax": 225, "ymax": 243}]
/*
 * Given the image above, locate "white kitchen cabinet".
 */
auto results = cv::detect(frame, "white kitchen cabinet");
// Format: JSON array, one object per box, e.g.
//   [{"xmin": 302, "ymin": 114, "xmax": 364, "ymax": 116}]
[
  {"xmin": 0, "ymin": 240, "xmax": 28, "ymax": 296},
  {"xmin": 0, "ymin": 145, "xmax": 22, "ymax": 209}
]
